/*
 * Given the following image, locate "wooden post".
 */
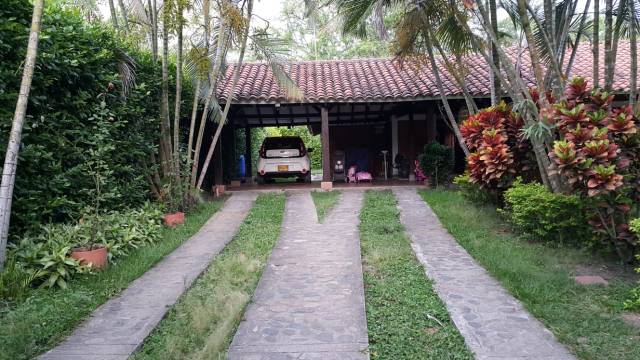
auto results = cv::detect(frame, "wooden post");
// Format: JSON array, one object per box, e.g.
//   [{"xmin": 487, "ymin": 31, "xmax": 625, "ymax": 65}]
[
  {"xmin": 427, "ymin": 104, "xmax": 437, "ymax": 143},
  {"xmin": 213, "ymin": 133, "xmax": 225, "ymax": 195},
  {"xmin": 244, "ymin": 125, "xmax": 252, "ymax": 184},
  {"xmin": 321, "ymin": 106, "xmax": 332, "ymax": 189}
]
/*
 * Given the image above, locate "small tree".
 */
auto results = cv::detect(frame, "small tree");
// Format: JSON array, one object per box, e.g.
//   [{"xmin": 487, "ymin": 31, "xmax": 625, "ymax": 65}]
[
  {"xmin": 0, "ymin": 0, "xmax": 45, "ymax": 270},
  {"xmin": 418, "ymin": 141, "xmax": 454, "ymax": 188}
]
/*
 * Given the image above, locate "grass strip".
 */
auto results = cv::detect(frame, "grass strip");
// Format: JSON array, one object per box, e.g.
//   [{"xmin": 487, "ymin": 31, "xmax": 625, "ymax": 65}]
[
  {"xmin": 359, "ymin": 190, "xmax": 473, "ymax": 360},
  {"xmin": 0, "ymin": 199, "xmax": 226, "ymax": 360},
  {"xmin": 420, "ymin": 190, "xmax": 640, "ymax": 360},
  {"xmin": 310, "ymin": 190, "xmax": 340, "ymax": 222},
  {"xmin": 133, "ymin": 193, "xmax": 285, "ymax": 360}
]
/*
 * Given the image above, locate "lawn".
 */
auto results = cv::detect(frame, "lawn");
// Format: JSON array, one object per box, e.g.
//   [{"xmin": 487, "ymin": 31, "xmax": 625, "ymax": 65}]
[
  {"xmin": 420, "ymin": 190, "xmax": 640, "ymax": 360},
  {"xmin": 359, "ymin": 190, "xmax": 473, "ymax": 360},
  {"xmin": 133, "ymin": 194, "xmax": 285, "ymax": 359},
  {"xmin": 0, "ymin": 198, "xmax": 226, "ymax": 360},
  {"xmin": 310, "ymin": 190, "xmax": 340, "ymax": 222}
]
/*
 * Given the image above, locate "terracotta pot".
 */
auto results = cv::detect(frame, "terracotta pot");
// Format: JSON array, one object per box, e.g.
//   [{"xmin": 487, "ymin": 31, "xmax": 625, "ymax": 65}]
[
  {"xmin": 163, "ymin": 212, "xmax": 185, "ymax": 227},
  {"xmin": 71, "ymin": 246, "xmax": 108, "ymax": 269}
]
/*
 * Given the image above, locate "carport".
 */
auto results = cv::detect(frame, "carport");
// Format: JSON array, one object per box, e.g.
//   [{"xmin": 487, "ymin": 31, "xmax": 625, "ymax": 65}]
[{"xmin": 203, "ymin": 56, "xmax": 498, "ymax": 190}]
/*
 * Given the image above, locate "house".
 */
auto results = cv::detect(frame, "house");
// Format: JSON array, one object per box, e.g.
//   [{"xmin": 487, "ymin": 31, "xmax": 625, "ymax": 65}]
[{"xmin": 199, "ymin": 42, "xmax": 638, "ymax": 189}]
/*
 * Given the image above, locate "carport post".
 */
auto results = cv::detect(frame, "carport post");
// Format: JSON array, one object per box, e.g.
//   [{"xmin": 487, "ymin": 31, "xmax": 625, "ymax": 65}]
[
  {"xmin": 321, "ymin": 106, "xmax": 332, "ymax": 190},
  {"xmin": 244, "ymin": 125, "xmax": 252, "ymax": 184}
]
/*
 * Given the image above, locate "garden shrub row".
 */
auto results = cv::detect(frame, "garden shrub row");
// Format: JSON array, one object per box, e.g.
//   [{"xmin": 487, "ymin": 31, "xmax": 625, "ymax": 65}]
[{"xmin": 0, "ymin": 204, "xmax": 163, "ymax": 301}]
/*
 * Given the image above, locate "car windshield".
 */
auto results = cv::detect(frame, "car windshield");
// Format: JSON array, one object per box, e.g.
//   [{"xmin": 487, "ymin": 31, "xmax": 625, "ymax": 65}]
[{"xmin": 263, "ymin": 137, "xmax": 304, "ymax": 150}]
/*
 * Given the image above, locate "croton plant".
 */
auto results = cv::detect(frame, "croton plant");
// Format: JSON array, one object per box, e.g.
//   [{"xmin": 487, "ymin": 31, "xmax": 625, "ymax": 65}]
[
  {"xmin": 461, "ymin": 77, "xmax": 640, "ymax": 260},
  {"xmin": 546, "ymin": 77, "xmax": 640, "ymax": 260},
  {"xmin": 460, "ymin": 102, "xmax": 536, "ymax": 193}
]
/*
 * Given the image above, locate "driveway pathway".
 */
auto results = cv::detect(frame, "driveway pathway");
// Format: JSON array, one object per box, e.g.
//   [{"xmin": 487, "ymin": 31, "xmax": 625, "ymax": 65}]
[
  {"xmin": 393, "ymin": 188, "xmax": 576, "ymax": 360},
  {"xmin": 227, "ymin": 190, "xmax": 369, "ymax": 359},
  {"xmin": 39, "ymin": 192, "xmax": 258, "ymax": 360}
]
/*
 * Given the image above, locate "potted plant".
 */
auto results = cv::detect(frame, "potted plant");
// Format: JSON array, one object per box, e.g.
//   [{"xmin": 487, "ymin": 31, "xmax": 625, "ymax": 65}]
[
  {"xmin": 162, "ymin": 180, "xmax": 186, "ymax": 227},
  {"xmin": 394, "ymin": 153, "xmax": 410, "ymax": 179},
  {"xmin": 70, "ymin": 103, "xmax": 113, "ymax": 269}
]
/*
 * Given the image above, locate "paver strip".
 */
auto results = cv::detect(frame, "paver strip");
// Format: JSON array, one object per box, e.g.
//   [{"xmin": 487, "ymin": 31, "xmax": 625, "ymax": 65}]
[
  {"xmin": 393, "ymin": 188, "xmax": 576, "ymax": 360},
  {"xmin": 39, "ymin": 192, "xmax": 258, "ymax": 360},
  {"xmin": 227, "ymin": 190, "xmax": 369, "ymax": 359}
]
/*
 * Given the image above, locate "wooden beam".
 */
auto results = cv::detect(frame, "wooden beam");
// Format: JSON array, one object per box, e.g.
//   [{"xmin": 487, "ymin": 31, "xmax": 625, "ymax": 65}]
[{"xmin": 321, "ymin": 106, "xmax": 331, "ymax": 182}]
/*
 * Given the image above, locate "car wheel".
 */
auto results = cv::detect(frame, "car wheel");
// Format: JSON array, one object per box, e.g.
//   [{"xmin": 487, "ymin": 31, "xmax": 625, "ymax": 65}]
[{"xmin": 257, "ymin": 175, "xmax": 265, "ymax": 185}]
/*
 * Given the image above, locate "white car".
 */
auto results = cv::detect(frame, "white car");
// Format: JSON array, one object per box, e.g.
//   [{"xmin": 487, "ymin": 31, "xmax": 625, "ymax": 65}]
[{"xmin": 257, "ymin": 136, "xmax": 312, "ymax": 184}]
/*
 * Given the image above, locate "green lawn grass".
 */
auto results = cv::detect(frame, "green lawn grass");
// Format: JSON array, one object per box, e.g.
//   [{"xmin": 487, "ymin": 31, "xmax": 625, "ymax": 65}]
[
  {"xmin": 133, "ymin": 194, "xmax": 285, "ymax": 360},
  {"xmin": 420, "ymin": 190, "xmax": 640, "ymax": 360},
  {"xmin": 359, "ymin": 190, "xmax": 473, "ymax": 360},
  {"xmin": 310, "ymin": 190, "xmax": 340, "ymax": 222},
  {"xmin": 0, "ymin": 198, "xmax": 226, "ymax": 360}
]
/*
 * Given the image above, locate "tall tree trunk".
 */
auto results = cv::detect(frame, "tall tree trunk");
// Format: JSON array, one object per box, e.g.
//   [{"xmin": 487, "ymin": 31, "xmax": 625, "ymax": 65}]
[
  {"xmin": 593, "ymin": 0, "xmax": 600, "ymax": 87},
  {"xmin": 630, "ymin": 0, "xmax": 638, "ymax": 109},
  {"xmin": 423, "ymin": 29, "xmax": 470, "ymax": 157},
  {"xmin": 159, "ymin": 7, "xmax": 173, "ymax": 177},
  {"xmin": 0, "ymin": 0, "xmax": 44, "ymax": 270},
  {"xmin": 188, "ymin": 0, "xmax": 209, "ymax": 164},
  {"xmin": 196, "ymin": 0, "xmax": 254, "ymax": 189},
  {"xmin": 191, "ymin": 8, "xmax": 228, "ymax": 189},
  {"xmin": 187, "ymin": 78, "xmax": 201, "ymax": 163},
  {"xmin": 108, "ymin": 0, "xmax": 120, "ymax": 30},
  {"xmin": 173, "ymin": 1, "xmax": 183, "ymax": 196},
  {"xmin": 489, "ymin": 0, "xmax": 501, "ymax": 104},
  {"xmin": 604, "ymin": 0, "xmax": 614, "ymax": 90},
  {"xmin": 117, "ymin": 0, "xmax": 129, "ymax": 35},
  {"xmin": 151, "ymin": 0, "xmax": 158, "ymax": 61}
]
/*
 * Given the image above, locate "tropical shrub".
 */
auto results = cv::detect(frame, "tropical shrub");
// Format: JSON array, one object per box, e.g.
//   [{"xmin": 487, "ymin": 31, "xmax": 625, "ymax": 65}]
[
  {"xmin": 625, "ymin": 219, "xmax": 640, "ymax": 311},
  {"xmin": 6, "ymin": 204, "xmax": 162, "ymax": 291},
  {"xmin": 418, "ymin": 141, "xmax": 454, "ymax": 186},
  {"xmin": 453, "ymin": 173, "xmax": 496, "ymax": 204},
  {"xmin": 460, "ymin": 102, "xmax": 535, "ymax": 198},
  {"xmin": 501, "ymin": 180, "xmax": 591, "ymax": 244},
  {"xmin": 547, "ymin": 78, "xmax": 640, "ymax": 260}
]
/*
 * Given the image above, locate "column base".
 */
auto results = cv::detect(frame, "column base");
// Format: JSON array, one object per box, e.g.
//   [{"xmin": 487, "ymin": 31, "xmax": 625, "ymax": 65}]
[{"xmin": 320, "ymin": 181, "xmax": 333, "ymax": 190}]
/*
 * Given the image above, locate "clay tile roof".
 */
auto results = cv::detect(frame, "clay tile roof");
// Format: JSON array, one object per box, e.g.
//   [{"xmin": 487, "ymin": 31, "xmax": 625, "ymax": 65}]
[{"xmin": 216, "ymin": 42, "xmax": 637, "ymax": 104}]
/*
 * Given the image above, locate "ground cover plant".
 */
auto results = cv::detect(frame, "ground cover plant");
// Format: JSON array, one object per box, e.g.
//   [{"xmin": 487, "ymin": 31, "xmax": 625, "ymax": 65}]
[
  {"xmin": 310, "ymin": 190, "xmax": 340, "ymax": 222},
  {"xmin": 133, "ymin": 194, "xmax": 285, "ymax": 359},
  {"xmin": 421, "ymin": 190, "xmax": 640, "ymax": 360},
  {"xmin": 359, "ymin": 190, "xmax": 472, "ymax": 360},
  {"xmin": 0, "ymin": 198, "xmax": 224, "ymax": 360}
]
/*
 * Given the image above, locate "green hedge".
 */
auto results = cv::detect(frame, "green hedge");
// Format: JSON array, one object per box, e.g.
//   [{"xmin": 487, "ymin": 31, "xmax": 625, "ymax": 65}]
[
  {"xmin": 0, "ymin": 1, "xmax": 190, "ymax": 237},
  {"xmin": 501, "ymin": 180, "xmax": 591, "ymax": 244}
]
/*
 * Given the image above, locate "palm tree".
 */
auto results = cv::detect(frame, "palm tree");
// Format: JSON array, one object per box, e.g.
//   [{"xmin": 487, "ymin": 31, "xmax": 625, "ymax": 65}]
[
  {"xmin": 604, "ymin": 0, "xmax": 614, "ymax": 90},
  {"xmin": 118, "ymin": 0, "xmax": 130, "ymax": 35},
  {"xmin": 108, "ymin": 0, "xmax": 120, "ymax": 30},
  {"xmin": 489, "ymin": 0, "xmax": 501, "ymax": 104},
  {"xmin": 173, "ymin": 0, "xmax": 185, "ymax": 198},
  {"xmin": 0, "ymin": 0, "xmax": 45, "ymax": 270},
  {"xmin": 594, "ymin": 0, "xmax": 600, "ymax": 87},
  {"xmin": 630, "ymin": 0, "xmax": 637, "ymax": 109}
]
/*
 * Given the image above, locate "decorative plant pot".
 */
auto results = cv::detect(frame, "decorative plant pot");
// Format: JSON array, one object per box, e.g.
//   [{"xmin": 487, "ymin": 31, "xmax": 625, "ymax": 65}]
[
  {"xmin": 163, "ymin": 212, "xmax": 185, "ymax": 227},
  {"xmin": 71, "ymin": 246, "xmax": 108, "ymax": 269}
]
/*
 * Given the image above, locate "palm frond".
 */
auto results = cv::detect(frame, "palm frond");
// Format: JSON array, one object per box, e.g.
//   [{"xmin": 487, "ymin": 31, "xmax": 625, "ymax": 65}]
[
  {"xmin": 333, "ymin": 0, "xmax": 379, "ymax": 36},
  {"xmin": 114, "ymin": 48, "xmax": 137, "ymax": 99},
  {"xmin": 250, "ymin": 29, "xmax": 304, "ymax": 101}
]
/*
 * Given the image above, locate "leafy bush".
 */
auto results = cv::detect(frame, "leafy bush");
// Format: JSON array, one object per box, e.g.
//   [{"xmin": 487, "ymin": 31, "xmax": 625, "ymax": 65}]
[
  {"xmin": 501, "ymin": 180, "xmax": 591, "ymax": 244},
  {"xmin": 418, "ymin": 141, "xmax": 454, "ymax": 186},
  {"xmin": 547, "ymin": 78, "xmax": 640, "ymax": 260},
  {"xmin": 625, "ymin": 219, "xmax": 640, "ymax": 311},
  {"xmin": 5, "ymin": 204, "xmax": 162, "ymax": 291},
  {"xmin": 460, "ymin": 102, "xmax": 536, "ymax": 194},
  {"xmin": 1, "ymin": 1, "xmax": 191, "ymax": 237},
  {"xmin": 453, "ymin": 174, "xmax": 496, "ymax": 204}
]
